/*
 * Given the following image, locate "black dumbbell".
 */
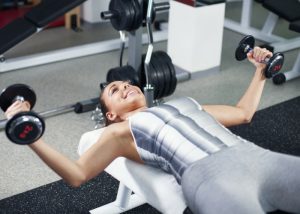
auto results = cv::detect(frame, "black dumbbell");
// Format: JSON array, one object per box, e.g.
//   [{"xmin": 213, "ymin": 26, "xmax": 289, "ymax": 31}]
[
  {"xmin": 235, "ymin": 35, "xmax": 284, "ymax": 78},
  {"xmin": 0, "ymin": 84, "xmax": 45, "ymax": 145}
]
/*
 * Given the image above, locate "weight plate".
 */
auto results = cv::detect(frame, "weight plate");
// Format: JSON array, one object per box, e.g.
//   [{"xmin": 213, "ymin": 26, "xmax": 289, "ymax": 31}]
[
  {"xmin": 110, "ymin": 0, "xmax": 131, "ymax": 31},
  {"xmin": 265, "ymin": 52, "xmax": 284, "ymax": 79},
  {"xmin": 0, "ymin": 84, "xmax": 36, "ymax": 112},
  {"xmin": 272, "ymin": 73, "xmax": 286, "ymax": 85},
  {"xmin": 131, "ymin": 0, "xmax": 143, "ymax": 31},
  {"xmin": 126, "ymin": 0, "xmax": 135, "ymax": 31},
  {"xmin": 235, "ymin": 35, "xmax": 255, "ymax": 61},
  {"xmin": 154, "ymin": 51, "xmax": 169, "ymax": 98},
  {"xmin": 6, "ymin": 111, "xmax": 45, "ymax": 145},
  {"xmin": 160, "ymin": 51, "xmax": 177, "ymax": 96},
  {"xmin": 126, "ymin": 65, "xmax": 140, "ymax": 87},
  {"xmin": 149, "ymin": 57, "xmax": 159, "ymax": 99},
  {"xmin": 106, "ymin": 66, "xmax": 140, "ymax": 87},
  {"xmin": 151, "ymin": 53, "xmax": 164, "ymax": 99}
]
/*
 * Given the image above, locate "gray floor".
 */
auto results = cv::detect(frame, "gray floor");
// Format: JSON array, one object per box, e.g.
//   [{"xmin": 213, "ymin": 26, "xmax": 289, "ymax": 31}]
[{"xmin": 0, "ymin": 0, "xmax": 300, "ymax": 203}]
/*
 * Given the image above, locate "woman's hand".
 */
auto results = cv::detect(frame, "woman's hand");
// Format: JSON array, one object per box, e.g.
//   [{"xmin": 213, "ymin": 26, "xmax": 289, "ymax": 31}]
[
  {"xmin": 5, "ymin": 101, "xmax": 31, "ymax": 119},
  {"xmin": 247, "ymin": 47, "xmax": 273, "ymax": 70}
]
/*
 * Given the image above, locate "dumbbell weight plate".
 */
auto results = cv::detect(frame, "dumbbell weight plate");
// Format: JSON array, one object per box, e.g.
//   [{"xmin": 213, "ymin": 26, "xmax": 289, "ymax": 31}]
[
  {"xmin": 0, "ymin": 84, "xmax": 36, "ymax": 112},
  {"xmin": 6, "ymin": 111, "xmax": 45, "ymax": 145},
  {"xmin": 235, "ymin": 35, "xmax": 255, "ymax": 61},
  {"xmin": 264, "ymin": 52, "xmax": 284, "ymax": 79}
]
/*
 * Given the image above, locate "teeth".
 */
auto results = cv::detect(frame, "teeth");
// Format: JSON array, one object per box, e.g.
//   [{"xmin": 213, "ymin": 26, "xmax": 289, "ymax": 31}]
[{"xmin": 127, "ymin": 91, "xmax": 135, "ymax": 97}]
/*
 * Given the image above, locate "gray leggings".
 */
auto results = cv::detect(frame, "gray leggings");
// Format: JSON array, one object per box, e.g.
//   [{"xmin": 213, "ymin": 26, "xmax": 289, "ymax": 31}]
[{"xmin": 181, "ymin": 142, "xmax": 300, "ymax": 214}]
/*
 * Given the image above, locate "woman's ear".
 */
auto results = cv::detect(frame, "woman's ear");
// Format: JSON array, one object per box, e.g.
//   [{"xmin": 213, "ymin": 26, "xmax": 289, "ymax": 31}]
[{"xmin": 106, "ymin": 111, "xmax": 117, "ymax": 123}]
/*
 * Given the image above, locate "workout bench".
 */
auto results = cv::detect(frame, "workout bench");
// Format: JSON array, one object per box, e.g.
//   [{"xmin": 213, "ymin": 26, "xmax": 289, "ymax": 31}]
[
  {"xmin": 78, "ymin": 128, "xmax": 187, "ymax": 214},
  {"xmin": 0, "ymin": 0, "xmax": 86, "ymax": 56},
  {"xmin": 277, "ymin": 20, "xmax": 300, "ymax": 83}
]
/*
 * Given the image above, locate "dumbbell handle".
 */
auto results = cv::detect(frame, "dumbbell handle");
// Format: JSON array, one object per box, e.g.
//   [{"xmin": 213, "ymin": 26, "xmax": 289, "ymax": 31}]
[
  {"xmin": 244, "ymin": 45, "xmax": 271, "ymax": 63},
  {"xmin": 13, "ymin": 95, "xmax": 25, "ymax": 103}
]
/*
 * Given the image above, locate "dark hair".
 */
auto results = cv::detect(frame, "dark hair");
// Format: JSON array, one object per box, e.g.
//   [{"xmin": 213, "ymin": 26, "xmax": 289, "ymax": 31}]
[{"xmin": 99, "ymin": 84, "xmax": 111, "ymax": 126}]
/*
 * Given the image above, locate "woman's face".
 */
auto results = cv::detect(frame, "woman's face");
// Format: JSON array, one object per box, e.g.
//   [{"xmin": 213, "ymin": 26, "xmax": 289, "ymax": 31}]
[{"xmin": 101, "ymin": 81, "xmax": 146, "ymax": 123}]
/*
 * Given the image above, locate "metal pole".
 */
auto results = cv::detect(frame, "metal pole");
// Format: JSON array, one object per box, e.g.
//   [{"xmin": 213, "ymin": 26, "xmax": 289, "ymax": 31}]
[{"xmin": 0, "ymin": 97, "xmax": 99, "ymax": 131}]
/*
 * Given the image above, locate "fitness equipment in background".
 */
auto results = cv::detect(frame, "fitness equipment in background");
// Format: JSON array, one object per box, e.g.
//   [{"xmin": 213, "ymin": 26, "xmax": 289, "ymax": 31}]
[
  {"xmin": 0, "ymin": 84, "xmax": 45, "ymax": 145},
  {"xmin": 100, "ymin": 0, "xmax": 170, "ymax": 31},
  {"xmin": 106, "ymin": 51, "xmax": 177, "ymax": 100},
  {"xmin": 235, "ymin": 35, "xmax": 284, "ymax": 78}
]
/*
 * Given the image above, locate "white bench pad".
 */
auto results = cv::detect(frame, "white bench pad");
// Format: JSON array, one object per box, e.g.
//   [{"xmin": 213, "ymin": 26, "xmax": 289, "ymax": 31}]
[{"xmin": 78, "ymin": 128, "xmax": 187, "ymax": 214}]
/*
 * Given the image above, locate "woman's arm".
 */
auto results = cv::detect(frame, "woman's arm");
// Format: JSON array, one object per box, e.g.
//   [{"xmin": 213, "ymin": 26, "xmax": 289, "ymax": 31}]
[
  {"xmin": 29, "ymin": 121, "xmax": 134, "ymax": 187},
  {"xmin": 203, "ymin": 47, "xmax": 271, "ymax": 127}
]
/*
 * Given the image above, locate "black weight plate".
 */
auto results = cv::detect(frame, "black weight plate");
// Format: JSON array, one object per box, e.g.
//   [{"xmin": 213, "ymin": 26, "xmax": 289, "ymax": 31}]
[
  {"xmin": 139, "ymin": 54, "xmax": 147, "ymax": 89},
  {"xmin": 235, "ymin": 35, "xmax": 255, "ymax": 61},
  {"xmin": 126, "ymin": 0, "xmax": 135, "ymax": 31},
  {"xmin": 110, "ymin": 0, "xmax": 130, "ymax": 31},
  {"xmin": 131, "ymin": 0, "xmax": 143, "ymax": 31},
  {"xmin": 151, "ymin": 53, "xmax": 164, "ymax": 99},
  {"xmin": 0, "ymin": 84, "xmax": 36, "ymax": 112},
  {"xmin": 130, "ymin": 0, "xmax": 138, "ymax": 31},
  {"xmin": 160, "ymin": 51, "xmax": 177, "ymax": 96},
  {"xmin": 106, "ymin": 66, "xmax": 140, "ymax": 87},
  {"xmin": 126, "ymin": 65, "xmax": 140, "ymax": 87},
  {"xmin": 272, "ymin": 73, "xmax": 286, "ymax": 85},
  {"xmin": 6, "ymin": 111, "xmax": 45, "ymax": 145},
  {"xmin": 159, "ymin": 51, "xmax": 175, "ymax": 97},
  {"xmin": 154, "ymin": 51, "xmax": 169, "ymax": 98},
  {"xmin": 265, "ymin": 52, "xmax": 284, "ymax": 79},
  {"xmin": 148, "ymin": 58, "xmax": 159, "ymax": 99}
]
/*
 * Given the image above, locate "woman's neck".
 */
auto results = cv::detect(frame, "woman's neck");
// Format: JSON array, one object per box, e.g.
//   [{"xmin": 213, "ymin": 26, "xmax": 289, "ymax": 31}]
[{"xmin": 121, "ymin": 106, "xmax": 148, "ymax": 121}]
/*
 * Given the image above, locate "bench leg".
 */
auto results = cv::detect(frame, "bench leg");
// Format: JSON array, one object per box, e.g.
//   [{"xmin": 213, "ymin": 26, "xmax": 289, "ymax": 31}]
[{"xmin": 89, "ymin": 182, "xmax": 147, "ymax": 214}]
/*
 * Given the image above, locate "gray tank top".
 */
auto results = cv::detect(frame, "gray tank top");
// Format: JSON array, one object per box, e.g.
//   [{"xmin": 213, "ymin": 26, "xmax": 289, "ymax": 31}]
[{"xmin": 129, "ymin": 97, "xmax": 248, "ymax": 183}]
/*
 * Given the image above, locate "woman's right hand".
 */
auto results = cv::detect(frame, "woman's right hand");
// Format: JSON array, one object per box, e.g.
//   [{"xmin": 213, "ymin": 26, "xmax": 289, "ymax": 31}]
[
  {"xmin": 5, "ymin": 101, "xmax": 31, "ymax": 119},
  {"xmin": 247, "ymin": 46, "xmax": 273, "ymax": 70}
]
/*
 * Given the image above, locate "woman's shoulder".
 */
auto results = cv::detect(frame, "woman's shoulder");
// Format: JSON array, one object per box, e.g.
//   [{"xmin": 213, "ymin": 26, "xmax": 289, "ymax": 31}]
[{"xmin": 105, "ymin": 120, "xmax": 131, "ymax": 136}]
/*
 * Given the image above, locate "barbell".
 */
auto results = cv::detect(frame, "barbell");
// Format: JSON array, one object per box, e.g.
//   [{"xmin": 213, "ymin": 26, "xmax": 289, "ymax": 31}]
[{"xmin": 101, "ymin": 0, "xmax": 170, "ymax": 31}]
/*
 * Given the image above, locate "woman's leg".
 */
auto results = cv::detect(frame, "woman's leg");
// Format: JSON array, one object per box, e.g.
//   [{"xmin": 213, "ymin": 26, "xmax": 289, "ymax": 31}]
[
  {"xmin": 181, "ymin": 143, "xmax": 266, "ymax": 214},
  {"xmin": 260, "ymin": 151, "xmax": 300, "ymax": 213}
]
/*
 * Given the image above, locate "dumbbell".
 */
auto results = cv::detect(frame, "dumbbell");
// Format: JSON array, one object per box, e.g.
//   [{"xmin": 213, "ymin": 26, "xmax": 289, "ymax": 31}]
[
  {"xmin": 235, "ymin": 35, "xmax": 284, "ymax": 78},
  {"xmin": 0, "ymin": 84, "xmax": 45, "ymax": 145}
]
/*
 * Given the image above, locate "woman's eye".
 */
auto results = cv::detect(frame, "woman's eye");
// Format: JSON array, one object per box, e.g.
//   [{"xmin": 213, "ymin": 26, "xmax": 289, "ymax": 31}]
[{"xmin": 112, "ymin": 88, "xmax": 118, "ymax": 94}]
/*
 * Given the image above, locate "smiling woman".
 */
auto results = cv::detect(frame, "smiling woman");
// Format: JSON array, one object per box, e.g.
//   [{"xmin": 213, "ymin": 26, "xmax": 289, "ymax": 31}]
[{"xmin": 3, "ymin": 46, "xmax": 300, "ymax": 214}]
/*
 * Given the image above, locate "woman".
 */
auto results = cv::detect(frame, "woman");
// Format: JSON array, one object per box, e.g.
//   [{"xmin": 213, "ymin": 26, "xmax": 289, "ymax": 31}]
[{"xmin": 5, "ymin": 47, "xmax": 300, "ymax": 214}]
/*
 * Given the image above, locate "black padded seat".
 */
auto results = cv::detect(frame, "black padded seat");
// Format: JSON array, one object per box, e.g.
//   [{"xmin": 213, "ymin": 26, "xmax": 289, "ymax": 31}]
[
  {"xmin": 197, "ymin": 0, "xmax": 225, "ymax": 5},
  {"xmin": 263, "ymin": 0, "xmax": 300, "ymax": 22},
  {"xmin": 289, "ymin": 20, "xmax": 300, "ymax": 33},
  {"xmin": 25, "ymin": 0, "xmax": 86, "ymax": 28},
  {"xmin": 0, "ymin": 18, "xmax": 36, "ymax": 55}
]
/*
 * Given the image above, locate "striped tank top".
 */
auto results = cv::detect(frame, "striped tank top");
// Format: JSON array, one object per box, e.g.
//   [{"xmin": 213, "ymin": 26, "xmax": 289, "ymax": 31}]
[{"xmin": 129, "ymin": 97, "xmax": 248, "ymax": 183}]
